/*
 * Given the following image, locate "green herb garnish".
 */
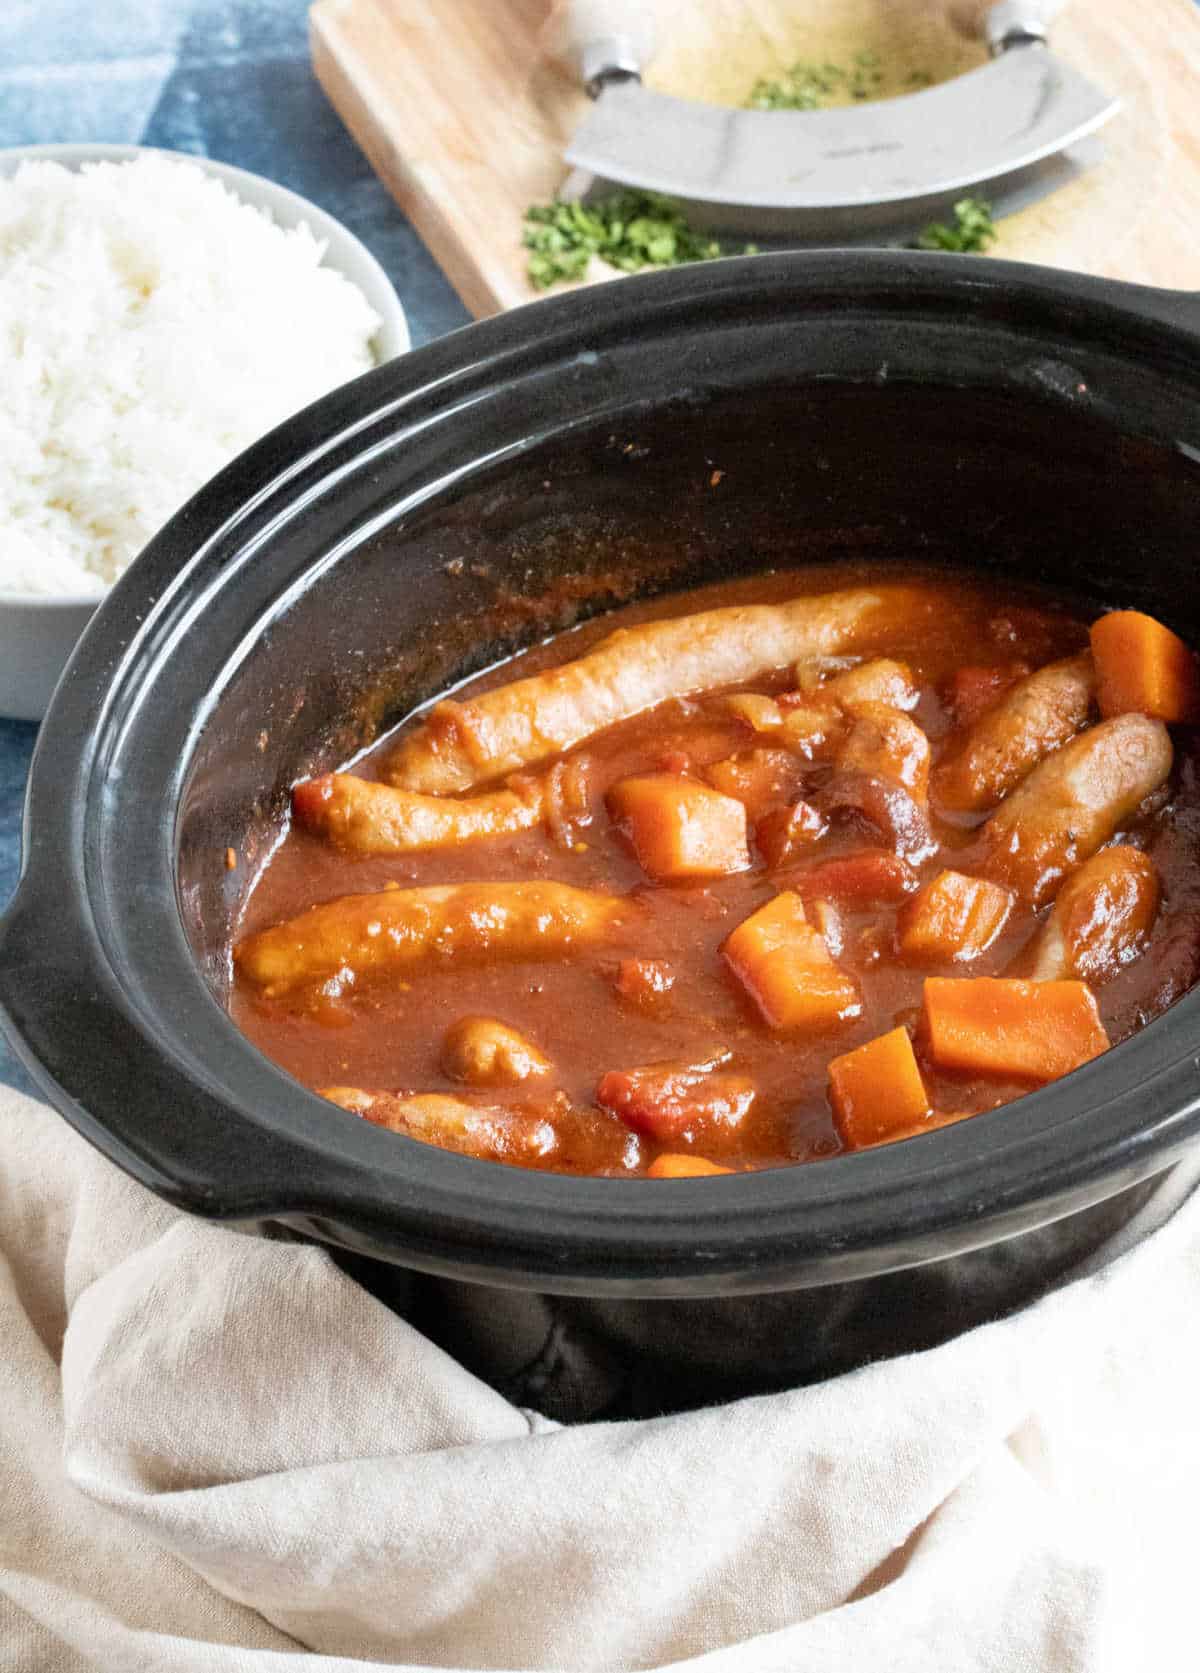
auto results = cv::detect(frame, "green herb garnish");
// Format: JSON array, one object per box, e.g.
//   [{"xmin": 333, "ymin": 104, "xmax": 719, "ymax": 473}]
[
  {"xmin": 746, "ymin": 49, "xmax": 904, "ymax": 110},
  {"xmin": 524, "ymin": 192, "xmax": 753, "ymax": 291},
  {"xmin": 912, "ymin": 196, "xmax": 997, "ymax": 254}
]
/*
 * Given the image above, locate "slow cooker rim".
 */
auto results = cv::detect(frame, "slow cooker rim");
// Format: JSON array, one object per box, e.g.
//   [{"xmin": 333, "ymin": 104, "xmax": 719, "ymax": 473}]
[{"xmin": 5, "ymin": 249, "xmax": 1200, "ymax": 1296}]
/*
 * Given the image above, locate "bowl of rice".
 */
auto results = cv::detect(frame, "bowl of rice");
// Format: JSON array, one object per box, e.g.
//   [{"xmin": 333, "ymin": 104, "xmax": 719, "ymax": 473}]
[{"xmin": 0, "ymin": 142, "xmax": 410, "ymax": 721}]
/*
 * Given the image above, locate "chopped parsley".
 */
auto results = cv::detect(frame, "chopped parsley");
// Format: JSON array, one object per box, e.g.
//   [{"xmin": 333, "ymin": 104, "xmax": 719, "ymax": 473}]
[
  {"xmin": 524, "ymin": 192, "xmax": 752, "ymax": 291},
  {"xmin": 524, "ymin": 48, "xmax": 995, "ymax": 292},
  {"xmin": 746, "ymin": 49, "xmax": 887, "ymax": 110},
  {"xmin": 912, "ymin": 196, "xmax": 997, "ymax": 254}
]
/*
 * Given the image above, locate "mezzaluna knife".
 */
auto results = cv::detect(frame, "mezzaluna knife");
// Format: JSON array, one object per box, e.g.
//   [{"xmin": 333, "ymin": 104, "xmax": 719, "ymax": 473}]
[{"xmin": 558, "ymin": 1, "xmax": 1120, "ymax": 238}]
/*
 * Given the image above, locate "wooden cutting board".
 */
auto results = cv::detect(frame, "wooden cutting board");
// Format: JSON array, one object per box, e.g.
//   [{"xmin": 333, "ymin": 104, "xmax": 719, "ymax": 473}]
[{"xmin": 310, "ymin": 0, "xmax": 1200, "ymax": 318}]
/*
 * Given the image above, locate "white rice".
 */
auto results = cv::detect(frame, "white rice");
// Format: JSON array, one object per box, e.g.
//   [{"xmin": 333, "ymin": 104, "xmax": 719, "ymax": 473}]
[{"xmin": 0, "ymin": 156, "xmax": 381, "ymax": 597}]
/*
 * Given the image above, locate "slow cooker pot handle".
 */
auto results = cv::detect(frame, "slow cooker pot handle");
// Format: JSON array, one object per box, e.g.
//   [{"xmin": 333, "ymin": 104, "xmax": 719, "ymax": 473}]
[{"xmin": 0, "ymin": 877, "xmax": 364, "ymax": 1223}]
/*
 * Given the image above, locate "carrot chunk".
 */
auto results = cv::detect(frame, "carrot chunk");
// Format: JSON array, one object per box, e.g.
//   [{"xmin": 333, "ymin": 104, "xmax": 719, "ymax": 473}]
[
  {"xmin": 646, "ymin": 1153, "xmax": 735, "ymax": 1178},
  {"xmin": 920, "ymin": 977, "xmax": 1110, "ymax": 1082},
  {"xmin": 608, "ymin": 773, "xmax": 751, "ymax": 880},
  {"xmin": 828, "ymin": 1026, "xmax": 932, "ymax": 1148},
  {"xmin": 1090, "ymin": 610, "xmax": 1199, "ymax": 723},
  {"xmin": 898, "ymin": 870, "xmax": 1013, "ymax": 963},
  {"xmin": 722, "ymin": 892, "xmax": 861, "ymax": 1030}
]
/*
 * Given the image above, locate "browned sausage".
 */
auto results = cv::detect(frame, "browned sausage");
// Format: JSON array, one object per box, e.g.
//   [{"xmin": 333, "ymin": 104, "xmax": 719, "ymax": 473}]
[
  {"xmin": 321, "ymin": 1087, "xmax": 558, "ymax": 1163},
  {"xmin": 292, "ymin": 773, "xmax": 544, "ymax": 854},
  {"xmin": 1021, "ymin": 846, "xmax": 1160, "ymax": 983},
  {"xmin": 384, "ymin": 586, "xmax": 937, "ymax": 794},
  {"xmin": 236, "ymin": 881, "xmax": 632, "ymax": 997},
  {"xmin": 933, "ymin": 652, "xmax": 1094, "ymax": 813},
  {"xmin": 980, "ymin": 715, "xmax": 1172, "ymax": 905}
]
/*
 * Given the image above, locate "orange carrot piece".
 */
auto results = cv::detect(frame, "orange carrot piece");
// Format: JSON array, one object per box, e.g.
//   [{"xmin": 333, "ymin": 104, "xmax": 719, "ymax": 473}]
[
  {"xmin": 828, "ymin": 1026, "xmax": 932, "ymax": 1148},
  {"xmin": 722, "ymin": 892, "xmax": 861, "ymax": 1030},
  {"xmin": 920, "ymin": 977, "xmax": 1110, "ymax": 1083},
  {"xmin": 646, "ymin": 1154, "xmax": 735, "ymax": 1178},
  {"xmin": 1090, "ymin": 610, "xmax": 1199, "ymax": 723},
  {"xmin": 608, "ymin": 773, "xmax": 751, "ymax": 880},
  {"xmin": 898, "ymin": 870, "xmax": 1013, "ymax": 963}
]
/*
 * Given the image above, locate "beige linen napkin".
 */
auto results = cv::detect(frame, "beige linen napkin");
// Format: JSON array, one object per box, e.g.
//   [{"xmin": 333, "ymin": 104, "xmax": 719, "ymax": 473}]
[{"xmin": 2, "ymin": 1081, "xmax": 1199, "ymax": 1672}]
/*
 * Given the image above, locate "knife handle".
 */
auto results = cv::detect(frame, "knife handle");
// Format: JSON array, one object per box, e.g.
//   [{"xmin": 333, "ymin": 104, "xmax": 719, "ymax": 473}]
[
  {"xmin": 984, "ymin": 0, "xmax": 1068, "ymax": 52},
  {"xmin": 562, "ymin": 0, "xmax": 657, "ymax": 95}
]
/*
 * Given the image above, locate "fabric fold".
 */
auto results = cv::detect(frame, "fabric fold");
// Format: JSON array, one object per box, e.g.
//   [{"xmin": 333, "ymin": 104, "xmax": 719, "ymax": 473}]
[{"xmin": 2, "ymin": 1086, "xmax": 1198, "ymax": 1671}]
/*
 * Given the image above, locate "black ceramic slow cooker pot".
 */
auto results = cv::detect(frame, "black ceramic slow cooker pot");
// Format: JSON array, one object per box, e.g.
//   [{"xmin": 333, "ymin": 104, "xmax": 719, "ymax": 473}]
[{"xmin": 5, "ymin": 252, "xmax": 1200, "ymax": 1412}]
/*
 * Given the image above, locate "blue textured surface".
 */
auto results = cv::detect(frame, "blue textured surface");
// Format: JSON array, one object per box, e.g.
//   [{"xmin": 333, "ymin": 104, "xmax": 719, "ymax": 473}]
[{"xmin": 0, "ymin": 1, "xmax": 472, "ymax": 1092}]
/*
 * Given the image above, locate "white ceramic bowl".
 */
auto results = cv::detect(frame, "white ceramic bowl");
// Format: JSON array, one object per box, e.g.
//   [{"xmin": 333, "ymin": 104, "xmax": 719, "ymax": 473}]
[{"xmin": 0, "ymin": 142, "xmax": 410, "ymax": 722}]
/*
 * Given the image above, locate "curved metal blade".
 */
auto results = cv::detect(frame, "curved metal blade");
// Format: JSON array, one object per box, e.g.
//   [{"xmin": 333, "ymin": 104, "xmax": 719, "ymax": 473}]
[{"xmin": 563, "ymin": 48, "xmax": 1119, "ymax": 213}]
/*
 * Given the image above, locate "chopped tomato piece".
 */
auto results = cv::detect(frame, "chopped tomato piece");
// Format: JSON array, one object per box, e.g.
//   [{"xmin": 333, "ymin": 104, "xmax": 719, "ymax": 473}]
[
  {"xmin": 614, "ymin": 957, "xmax": 676, "ymax": 1007},
  {"xmin": 596, "ymin": 1060, "xmax": 755, "ymax": 1142},
  {"xmin": 791, "ymin": 850, "xmax": 917, "ymax": 909},
  {"xmin": 722, "ymin": 892, "xmax": 861, "ymax": 1030},
  {"xmin": 646, "ymin": 1153, "xmax": 735, "ymax": 1178},
  {"xmin": 898, "ymin": 870, "xmax": 1013, "ymax": 963},
  {"xmin": 608, "ymin": 773, "xmax": 751, "ymax": 880},
  {"xmin": 756, "ymin": 800, "xmax": 827, "ymax": 867},
  {"xmin": 920, "ymin": 977, "xmax": 1110, "ymax": 1082},
  {"xmin": 1090, "ymin": 610, "xmax": 1199, "ymax": 723},
  {"xmin": 828, "ymin": 1026, "xmax": 932, "ymax": 1148},
  {"xmin": 945, "ymin": 663, "xmax": 1030, "ymax": 729}
]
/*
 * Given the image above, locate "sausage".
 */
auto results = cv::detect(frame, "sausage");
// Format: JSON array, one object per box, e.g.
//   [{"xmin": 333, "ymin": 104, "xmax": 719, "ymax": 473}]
[
  {"xmin": 292, "ymin": 772, "xmax": 544, "ymax": 854},
  {"xmin": 979, "ymin": 715, "xmax": 1172, "ymax": 905},
  {"xmin": 440, "ymin": 1016, "xmax": 551, "ymax": 1086},
  {"xmin": 1022, "ymin": 846, "xmax": 1160, "ymax": 984},
  {"xmin": 384, "ymin": 586, "xmax": 935, "ymax": 794},
  {"xmin": 321, "ymin": 1087, "xmax": 558, "ymax": 1163},
  {"xmin": 933, "ymin": 652, "xmax": 1095, "ymax": 813},
  {"xmin": 235, "ymin": 881, "xmax": 631, "ymax": 997}
]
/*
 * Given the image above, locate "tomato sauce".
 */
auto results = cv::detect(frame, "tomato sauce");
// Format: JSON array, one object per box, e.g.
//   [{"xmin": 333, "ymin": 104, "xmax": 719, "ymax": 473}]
[{"xmin": 230, "ymin": 565, "xmax": 1200, "ymax": 1176}]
